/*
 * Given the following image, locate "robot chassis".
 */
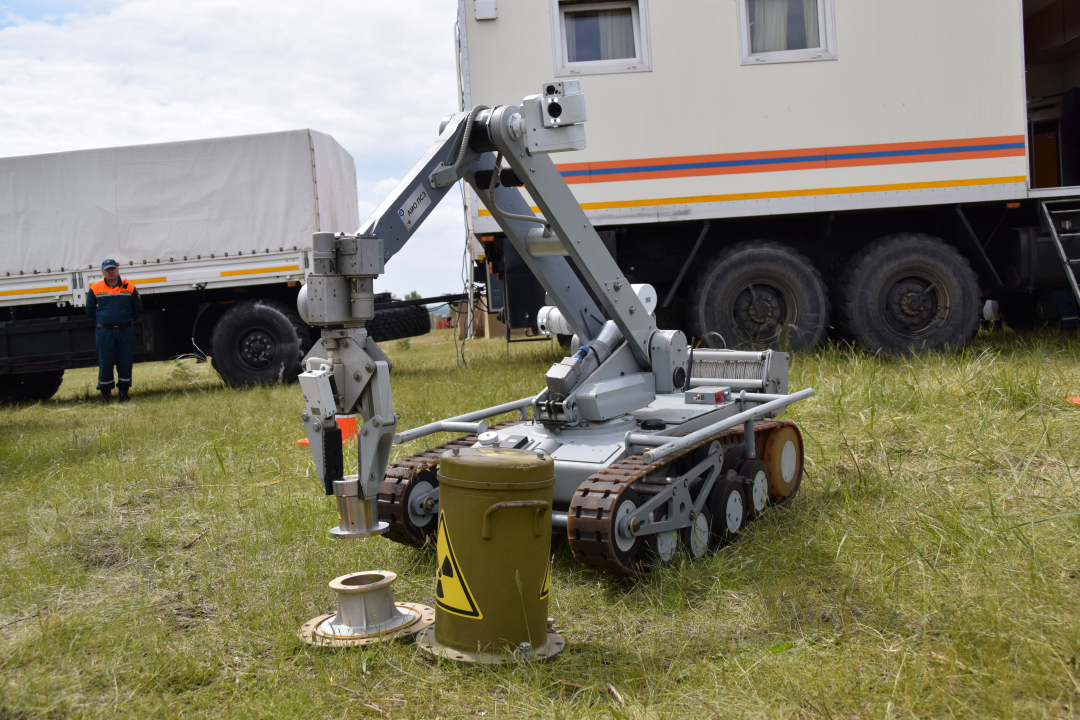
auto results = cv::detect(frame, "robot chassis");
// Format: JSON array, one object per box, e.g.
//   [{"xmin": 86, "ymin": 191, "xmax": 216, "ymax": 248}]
[{"xmin": 297, "ymin": 81, "xmax": 814, "ymax": 576}]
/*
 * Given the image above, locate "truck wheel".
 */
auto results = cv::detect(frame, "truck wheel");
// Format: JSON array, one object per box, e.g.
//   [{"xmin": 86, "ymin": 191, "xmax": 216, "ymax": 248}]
[
  {"xmin": 210, "ymin": 300, "xmax": 302, "ymax": 387},
  {"xmin": 689, "ymin": 241, "xmax": 830, "ymax": 351},
  {"xmin": 258, "ymin": 299, "xmax": 313, "ymax": 373},
  {"xmin": 366, "ymin": 305, "xmax": 431, "ymax": 343},
  {"xmin": 837, "ymin": 234, "xmax": 980, "ymax": 353},
  {"xmin": 0, "ymin": 370, "xmax": 65, "ymax": 403}
]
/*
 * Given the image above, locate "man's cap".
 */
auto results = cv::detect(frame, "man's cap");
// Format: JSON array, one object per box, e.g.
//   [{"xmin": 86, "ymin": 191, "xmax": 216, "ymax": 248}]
[{"xmin": 101, "ymin": 259, "xmax": 119, "ymax": 269}]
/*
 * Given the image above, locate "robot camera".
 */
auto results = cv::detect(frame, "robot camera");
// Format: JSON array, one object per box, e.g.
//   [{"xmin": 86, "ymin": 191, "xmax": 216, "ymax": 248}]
[
  {"xmin": 520, "ymin": 80, "xmax": 588, "ymax": 153},
  {"xmin": 539, "ymin": 80, "xmax": 586, "ymax": 129}
]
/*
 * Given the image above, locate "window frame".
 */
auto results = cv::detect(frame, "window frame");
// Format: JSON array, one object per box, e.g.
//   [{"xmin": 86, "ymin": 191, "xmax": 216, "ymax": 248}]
[
  {"xmin": 736, "ymin": 0, "xmax": 837, "ymax": 66},
  {"xmin": 550, "ymin": 0, "xmax": 652, "ymax": 77}
]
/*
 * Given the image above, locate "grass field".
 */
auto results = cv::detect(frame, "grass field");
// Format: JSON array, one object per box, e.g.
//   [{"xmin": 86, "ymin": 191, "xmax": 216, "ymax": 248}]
[{"xmin": 1, "ymin": 328, "xmax": 1079, "ymax": 719}]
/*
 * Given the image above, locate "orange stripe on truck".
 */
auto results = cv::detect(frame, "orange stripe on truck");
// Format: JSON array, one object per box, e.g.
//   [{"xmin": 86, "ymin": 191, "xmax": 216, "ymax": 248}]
[
  {"xmin": 0, "ymin": 285, "xmax": 68, "ymax": 297},
  {"xmin": 220, "ymin": 265, "xmax": 300, "ymax": 277},
  {"xmin": 128, "ymin": 277, "xmax": 167, "ymax": 285},
  {"xmin": 557, "ymin": 135, "xmax": 1027, "ymax": 184},
  {"xmin": 477, "ymin": 176, "xmax": 1028, "ymax": 216}
]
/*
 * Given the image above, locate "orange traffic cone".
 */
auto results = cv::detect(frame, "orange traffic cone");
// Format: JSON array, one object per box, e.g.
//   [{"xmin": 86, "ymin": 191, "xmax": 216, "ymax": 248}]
[{"xmin": 297, "ymin": 414, "xmax": 359, "ymax": 446}]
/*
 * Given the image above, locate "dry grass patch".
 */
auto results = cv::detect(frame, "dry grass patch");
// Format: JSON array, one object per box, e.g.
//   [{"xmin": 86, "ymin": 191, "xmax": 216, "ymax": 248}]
[{"xmin": 0, "ymin": 328, "xmax": 1078, "ymax": 718}]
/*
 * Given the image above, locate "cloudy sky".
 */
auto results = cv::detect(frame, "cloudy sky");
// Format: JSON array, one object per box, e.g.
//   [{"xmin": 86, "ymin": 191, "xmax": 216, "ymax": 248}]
[{"xmin": 0, "ymin": 0, "xmax": 468, "ymax": 298}]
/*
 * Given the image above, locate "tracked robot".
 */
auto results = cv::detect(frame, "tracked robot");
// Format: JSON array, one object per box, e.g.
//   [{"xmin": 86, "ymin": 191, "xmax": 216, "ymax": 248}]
[{"xmin": 296, "ymin": 82, "xmax": 814, "ymax": 576}]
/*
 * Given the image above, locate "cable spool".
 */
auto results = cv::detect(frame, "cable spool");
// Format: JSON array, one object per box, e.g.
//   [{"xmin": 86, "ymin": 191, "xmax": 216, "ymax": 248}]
[
  {"xmin": 693, "ymin": 356, "xmax": 768, "ymax": 383},
  {"xmin": 687, "ymin": 349, "xmax": 787, "ymax": 393}
]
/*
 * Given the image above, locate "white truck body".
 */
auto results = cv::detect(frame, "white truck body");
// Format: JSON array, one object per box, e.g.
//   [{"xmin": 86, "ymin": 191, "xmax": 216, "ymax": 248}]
[
  {"xmin": 454, "ymin": 0, "xmax": 1080, "ymax": 348},
  {"xmin": 459, "ymin": 0, "xmax": 1036, "ymax": 234},
  {"xmin": 0, "ymin": 129, "xmax": 358, "ymax": 308}
]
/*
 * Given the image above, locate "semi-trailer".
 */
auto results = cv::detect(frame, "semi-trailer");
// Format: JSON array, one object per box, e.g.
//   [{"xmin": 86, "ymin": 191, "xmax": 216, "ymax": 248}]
[{"xmin": 0, "ymin": 129, "xmax": 430, "ymax": 401}]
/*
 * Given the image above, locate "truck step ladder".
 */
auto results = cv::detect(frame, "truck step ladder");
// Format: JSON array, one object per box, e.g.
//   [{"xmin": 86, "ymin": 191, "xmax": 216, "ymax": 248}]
[{"xmin": 1039, "ymin": 199, "xmax": 1080, "ymax": 321}]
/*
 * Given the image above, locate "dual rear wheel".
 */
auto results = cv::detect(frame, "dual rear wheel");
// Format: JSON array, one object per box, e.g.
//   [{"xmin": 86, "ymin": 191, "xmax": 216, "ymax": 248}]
[{"xmin": 690, "ymin": 234, "xmax": 981, "ymax": 353}]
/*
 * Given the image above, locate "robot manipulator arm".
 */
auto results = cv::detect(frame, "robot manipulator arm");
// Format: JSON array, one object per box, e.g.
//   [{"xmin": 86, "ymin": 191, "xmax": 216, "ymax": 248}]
[{"xmin": 299, "ymin": 349, "xmax": 396, "ymax": 540}]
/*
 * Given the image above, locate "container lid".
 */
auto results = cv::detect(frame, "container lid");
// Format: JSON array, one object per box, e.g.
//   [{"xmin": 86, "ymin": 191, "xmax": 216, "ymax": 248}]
[{"xmin": 437, "ymin": 447, "xmax": 555, "ymax": 490}]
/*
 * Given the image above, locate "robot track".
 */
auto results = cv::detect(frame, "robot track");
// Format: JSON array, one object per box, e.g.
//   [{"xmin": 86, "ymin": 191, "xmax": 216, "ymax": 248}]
[
  {"xmin": 567, "ymin": 420, "xmax": 798, "ymax": 576},
  {"xmin": 379, "ymin": 419, "xmax": 802, "ymax": 576},
  {"xmin": 377, "ymin": 421, "xmax": 524, "ymax": 548}
]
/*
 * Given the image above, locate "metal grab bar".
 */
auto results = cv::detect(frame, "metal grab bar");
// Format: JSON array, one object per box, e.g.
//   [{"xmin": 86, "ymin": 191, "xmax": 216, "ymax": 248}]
[
  {"xmin": 393, "ymin": 395, "xmax": 538, "ymax": 444},
  {"xmin": 629, "ymin": 388, "xmax": 815, "ymax": 463},
  {"xmin": 482, "ymin": 500, "xmax": 550, "ymax": 539},
  {"xmin": 689, "ymin": 350, "xmax": 768, "ymax": 361}
]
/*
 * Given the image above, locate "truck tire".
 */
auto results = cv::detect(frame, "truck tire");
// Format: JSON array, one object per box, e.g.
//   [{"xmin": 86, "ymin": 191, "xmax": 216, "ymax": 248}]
[
  {"xmin": 210, "ymin": 300, "xmax": 302, "ymax": 387},
  {"xmin": 689, "ymin": 241, "xmax": 830, "ymax": 351},
  {"xmin": 365, "ymin": 305, "xmax": 431, "ymax": 343},
  {"xmin": 0, "ymin": 369, "xmax": 65, "ymax": 403},
  {"xmin": 258, "ymin": 298, "xmax": 313, "ymax": 371},
  {"xmin": 837, "ymin": 234, "xmax": 980, "ymax": 353}
]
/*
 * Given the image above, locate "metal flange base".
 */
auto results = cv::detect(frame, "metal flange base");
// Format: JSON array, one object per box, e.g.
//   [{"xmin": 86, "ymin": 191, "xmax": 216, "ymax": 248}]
[
  {"xmin": 415, "ymin": 627, "xmax": 566, "ymax": 665},
  {"xmin": 329, "ymin": 520, "xmax": 389, "ymax": 539},
  {"xmin": 300, "ymin": 602, "xmax": 434, "ymax": 648}
]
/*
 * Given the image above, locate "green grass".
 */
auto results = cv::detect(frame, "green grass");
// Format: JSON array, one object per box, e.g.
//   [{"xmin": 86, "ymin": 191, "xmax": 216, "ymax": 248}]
[{"xmin": 1, "ymin": 328, "xmax": 1079, "ymax": 719}]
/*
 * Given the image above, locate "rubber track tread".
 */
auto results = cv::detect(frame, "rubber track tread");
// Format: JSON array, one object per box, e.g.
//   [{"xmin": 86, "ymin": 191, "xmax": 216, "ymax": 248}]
[
  {"xmin": 567, "ymin": 420, "xmax": 790, "ymax": 576},
  {"xmin": 377, "ymin": 421, "xmax": 524, "ymax": 548}
]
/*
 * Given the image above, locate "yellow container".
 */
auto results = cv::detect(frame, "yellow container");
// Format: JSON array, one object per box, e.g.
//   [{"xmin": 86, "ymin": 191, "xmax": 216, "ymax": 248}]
[{"xmin": 416, "ymin": 447, "xmax": 565, "ymax": 664}]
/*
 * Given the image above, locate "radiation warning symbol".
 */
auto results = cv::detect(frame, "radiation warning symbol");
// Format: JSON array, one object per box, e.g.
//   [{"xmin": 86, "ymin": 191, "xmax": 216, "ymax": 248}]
[
  {"xmin": 539, "ymin": 557, "xmax": 551, "ymax": 600},
  {"xmin": 435, "ymin": 513, "xmax": 482, "ymax": 619}
]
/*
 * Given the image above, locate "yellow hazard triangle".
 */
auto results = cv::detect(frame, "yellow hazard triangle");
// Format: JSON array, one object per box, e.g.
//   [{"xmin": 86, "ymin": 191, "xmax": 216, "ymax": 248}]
[
  {"xmin": 435, "ymin": 512, "xmax": 482, "ymax": 619},
  {"xmin": 540, "ymin": 556, "xmax": 551, "ymax": 599}
]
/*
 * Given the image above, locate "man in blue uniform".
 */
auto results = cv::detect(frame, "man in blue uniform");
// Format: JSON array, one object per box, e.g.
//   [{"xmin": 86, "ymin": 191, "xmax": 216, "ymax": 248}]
[{"xmin": 86, "ymin": 259, "xmax": 143, "ymax": 403}]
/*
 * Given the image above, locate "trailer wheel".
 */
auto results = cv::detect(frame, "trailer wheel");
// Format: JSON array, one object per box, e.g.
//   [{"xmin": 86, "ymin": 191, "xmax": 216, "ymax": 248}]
[
  {"xmin": 258, "ymin": 299, "xmax": 313, "ymax": 372},
  {"xmin": 210, "ymin": 300, "xmax": 302, "ymax": 387},
  {"xmin": 690, "ymin": 241, "xmax": 830, "ymax": 351},
  {"xmin": 365, "ymin": 305, "xmax": 431, "ymax": 343},
  {"xmin": 0, "ymin": 370, "xmax": 65, "ymax": 403},
  {"xmin": 837, "ymin": 234, "xmax": 980, "ymax": 353}
]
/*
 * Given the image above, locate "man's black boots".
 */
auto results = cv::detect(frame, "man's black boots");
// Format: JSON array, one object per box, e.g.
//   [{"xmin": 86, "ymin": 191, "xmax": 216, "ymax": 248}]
[
  {"xmin": 100, "ymin": 389, "xmax": 112, "ymax": 404},
  {"xmin": 118, "ymin": 388, "xmax": 130, "ymax": 403}
]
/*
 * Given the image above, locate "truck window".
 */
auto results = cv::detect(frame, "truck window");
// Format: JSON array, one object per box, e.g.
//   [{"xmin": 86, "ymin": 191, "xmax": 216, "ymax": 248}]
[
  {"xmin": 565, "ymin": 7, "xmax": 634, "ymax": 62},
  {"xmin": 552, "ymin": 0, "xmax": 651, "ymax": 76},
  {"xmin": 738, "ymin": 0, "xmax": 836, "ymax": 65}
]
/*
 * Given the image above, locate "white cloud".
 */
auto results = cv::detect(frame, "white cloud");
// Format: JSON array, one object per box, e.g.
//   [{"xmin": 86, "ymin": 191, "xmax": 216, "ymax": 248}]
[{"xmin": 0, "ymin": 0, "xmax": 470, "ymax": 298}]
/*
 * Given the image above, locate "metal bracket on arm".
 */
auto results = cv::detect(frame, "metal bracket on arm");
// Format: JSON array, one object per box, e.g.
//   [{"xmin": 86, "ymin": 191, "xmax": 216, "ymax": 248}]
[
  {"xmin": 351, "ymin": 105, "xmax": 608, "ymax": 346},
  {"xmin": 357, "ymin": 360, "xmax": 397, "ymax": 500},
  {"xmin": 463, "ymin": 155, "xmax": 606, "ymax": 343},
  {"xmin": 486, "ymin": 104, "xmax": 656, "ymax": 368},
  {"xmin": 356, "ymin": 111, "xmax": 478, "ymax": 261}
]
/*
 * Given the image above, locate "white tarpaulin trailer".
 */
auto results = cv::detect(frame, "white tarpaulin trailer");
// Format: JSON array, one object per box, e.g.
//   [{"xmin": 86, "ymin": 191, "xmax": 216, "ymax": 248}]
[
  {"xmin": 0, "ymin": 129, "xmax": 357, "ymax": 305},
  {"xmin": 0, "ymin": 130, "xmax": 441, "ymax": 401}
]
